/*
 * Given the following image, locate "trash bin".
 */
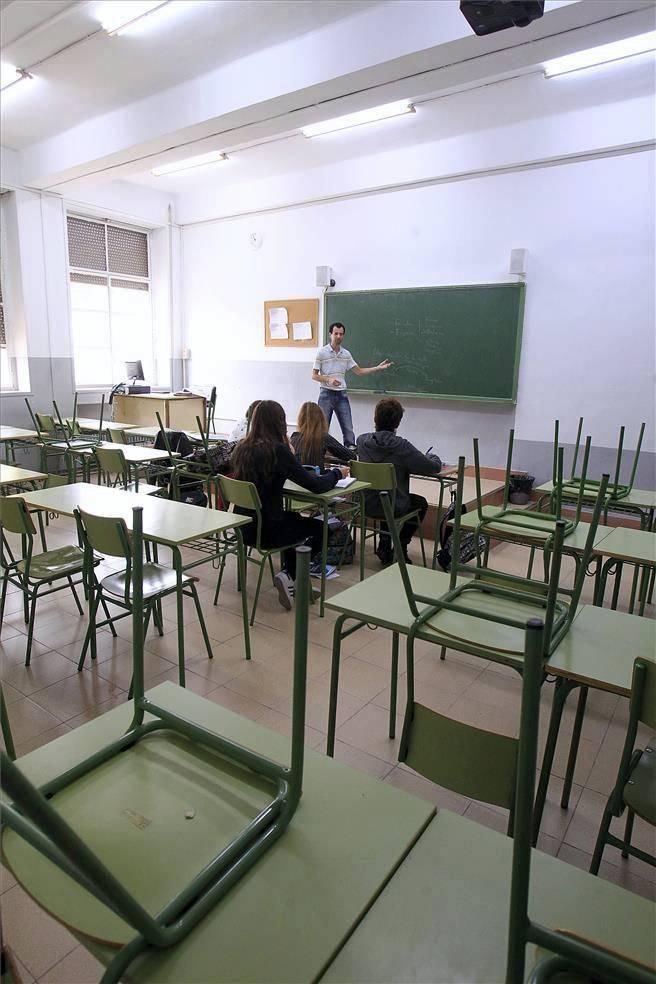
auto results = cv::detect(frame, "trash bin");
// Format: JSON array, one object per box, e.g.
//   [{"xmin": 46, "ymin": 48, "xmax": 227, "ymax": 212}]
[{"xmin": 509, "ymin": 473, "xmax": 535, "ymax": 505}]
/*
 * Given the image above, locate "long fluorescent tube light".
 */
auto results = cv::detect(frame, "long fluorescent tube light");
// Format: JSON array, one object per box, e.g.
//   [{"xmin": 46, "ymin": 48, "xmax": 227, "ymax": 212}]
[
  {"xmin": 0, "ymin": 63, "xmax": 32, "ymax": 92},
  {"xmin": 544, "ymin": 30, "xmax": 656, "ymax": 78},
  {"xmin": 151, "ymin": 151, "xmax": 228, "ymax": 176},
  {"xmin": 302, "ymin": 100, "xmax": 415, "ymax": 138},
  {"xmin": 103, "ymin": 1, "xmax": 171, "ymax": 37}
]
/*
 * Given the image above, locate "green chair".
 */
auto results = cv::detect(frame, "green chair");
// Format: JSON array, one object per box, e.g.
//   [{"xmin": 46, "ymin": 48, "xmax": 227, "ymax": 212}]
[
  {"xmin": 0, "ymin": 511, "xmax": 311, "ymax": 984},
  {"xmin": 556, "ymin": 416, "xmax": 646, "ymax": 506},
  {"xmin": 206, "ymin": 385, "xmax": 217, "ymax": 433},
  {"xmin": 0, "ymin": 496, "xmax": 93, "ymax": 666},
  {"xmin": 506, "ymin": 621, "xmax": 653, "ymax": 984},
  {"xmin": 350, "ymin": 459, "xmax": 427, "ymax": 567},
  {"xmin": 75, "ymin": 507, "xmax": 213, "ymax": 679},
  {"xmin": 214, "ymin": 475, "xmax": 304, "ymax": 626},
  {"xmin": 590, "ymin": 657, "xmax": 656, "ymax": 877},
  {"xmin": 1, "ymin": 684, "xmax": 15, "ymax": 761},
  {"xmin": 24, "ymin": 398, "xmax": 67, "ymax": 474},
  {"xmin": 106, "ymin": 428, "xmax": 130, "ymax": 445},
  {"xmin": 93, "ymin": 446, "xmax": 161, "ymax": 495},
  {"xmin": 29, "ymin": 472, "xmax": 71, "ymax": 551}
]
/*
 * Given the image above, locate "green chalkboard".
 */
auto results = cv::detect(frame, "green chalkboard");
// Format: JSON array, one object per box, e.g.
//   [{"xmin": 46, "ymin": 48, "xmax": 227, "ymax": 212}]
[{"xmin": 324, "ymin": 283, "xmax": 525, "ymax": 403}]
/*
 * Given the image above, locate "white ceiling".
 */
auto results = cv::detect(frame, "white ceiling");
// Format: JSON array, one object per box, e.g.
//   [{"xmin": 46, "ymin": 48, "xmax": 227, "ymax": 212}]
[{"xmin": 0, "ymin": 0, "xmax": 379, "ymax": 148}]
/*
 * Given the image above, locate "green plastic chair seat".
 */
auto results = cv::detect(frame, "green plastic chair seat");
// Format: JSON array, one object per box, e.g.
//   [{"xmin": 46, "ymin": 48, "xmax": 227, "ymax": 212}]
[
  {"xmin": 17, "ymin": 544, "xmax": 85, "ymax": 581},
  {"xmin": 623, "ymin": 740, "xmax": 656, "ymax": 823},
  {"xmin": 101, "ymin": 564, "xmax": 192, "ymax": 601}
]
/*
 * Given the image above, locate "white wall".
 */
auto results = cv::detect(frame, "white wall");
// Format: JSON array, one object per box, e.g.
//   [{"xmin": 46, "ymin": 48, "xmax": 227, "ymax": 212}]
[{"xmin": 183, "ymin": 147, "xmax": 655, "ymax": 469}]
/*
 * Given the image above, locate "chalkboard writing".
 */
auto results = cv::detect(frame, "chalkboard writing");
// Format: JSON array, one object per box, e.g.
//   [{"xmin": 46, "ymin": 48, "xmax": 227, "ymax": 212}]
[{"xmin": 325, "ymin": 283, "xmax": 525, "ymax": 403}]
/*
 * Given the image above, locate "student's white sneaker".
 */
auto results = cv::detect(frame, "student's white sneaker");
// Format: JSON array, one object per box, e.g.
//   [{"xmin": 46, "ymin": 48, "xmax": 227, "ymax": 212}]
[{"xmin": 274, "ymin": 571, "xmax": 294, "ymax": 611}]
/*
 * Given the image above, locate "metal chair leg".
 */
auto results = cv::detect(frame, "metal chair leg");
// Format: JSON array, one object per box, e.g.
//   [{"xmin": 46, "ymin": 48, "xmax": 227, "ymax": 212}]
[
  {"xmin": 560, "ymin": 686, "xmax": 588, "ymax": 809},
  {"xmin": 67, "ymin": 576, "xmax": 84, "ymax": 616},
  {"xmin": 24, "ymin": 586, "xmax": 39, "ymax": 667},
  {"xmin": 190, "ymin": 582, "xmax": 214, "ymax": 661},
  {"xmin": 621, "ymin": 808, "xmax": 636, "ymax": 858},
  {"xmin": 250, "ymin": 558, "xmax": 267, "ymax": 626}
]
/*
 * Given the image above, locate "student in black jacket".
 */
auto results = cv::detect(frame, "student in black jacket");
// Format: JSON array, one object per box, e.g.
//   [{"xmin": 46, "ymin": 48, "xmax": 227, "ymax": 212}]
[
  {"xmin": 232, "ymin": 400, "xmax": 349, "ymax": 609},
  {"xmin": 356, "ymin": 398, "xmax": 442, "ymax": 565},
  {"xmin": 290, "ymin": 401, "xmax": 351, "ymax": 468}
]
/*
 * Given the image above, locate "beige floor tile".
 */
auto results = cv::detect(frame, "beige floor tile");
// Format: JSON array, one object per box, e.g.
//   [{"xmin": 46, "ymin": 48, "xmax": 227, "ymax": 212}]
[
  {"xmin": 331, "ymin": 740, "xmax": 394, "ymax": 780},
  {"xmin": 1, "ymin": 634, "xmax": 52, "ymax": 670},
  {"xmin": 55, "ymin": 631, "xmax": 131, "ymax": 666},
  {"xmin": 255, "ymin": 706, "xmax": 325, "ymax": 749},
  {"xmin": 464, "ymin": 800, "xmax": 510, "ymax": 835},
  {"xmin": 39, "ymin": 945, "xmax": 105, "ymax": 984},
  {"xmin": 336, "ymin": 702, "xmax": 403, "ymax": 763},
  {"xmin": 224, "ymin": 662, "xmax": 294, "ymax": 712},
  {"xmin": 2, "ymin": 884, "xmax": 77, "ymax": 979},
  {"xmin": 334, "ymin": 655, "xmax": 390, "ymax": 701},
  {"xmin": 27, "ymin": 673, "xmax": 126, "ymax": 723},
  {"xmin": 1, "ymin": 680, "xmax": 23, "ymax": 704},
  {"xmin": 4, "ymin": 696, "xmax": 63, "ymax": 745},
  {"xmin": 384, "ymin": 765, "xmax": 470, "ymax": 814},
  {"xmin": 1, "ymin": 862, "xmax": 18, "ymax": 894},
  {"xmin": 14, "ymin": 723, "xmax": 72, "ymax": 757},
  {"xmin": 536, "ymin": 772, "xmax": 583, "ymax": 841},
  {"xmin": 1, "ymin": 650, "xmax": 79, "ymax": 697},
  {"xmin": 414, "ymin": 653, "xmax": 485, "ymax": 696},
  {"xmin": 92, "ymin": 648, "xmax": 174, "ymax": 691},
  {"xmin": 184, "ymin": 640, "xmax": 252, "ymax": 686},
  {"xmin": 204, "ymin": 685, "xmax": 269, "ymax": 722},
  {"xmin": 145, "ymin": 665, "xmax": 221, "ymax": 697},
  {"xmin": 303, "ymin": 676, "xmax": 367, "ymax": 735},
  {"xmin": 64, "ymin": 692, "xmax": 129, "ymax": 730},
  {"xmin": 557, "ymin": 843, "xmax": 656, "ymax": 902}
]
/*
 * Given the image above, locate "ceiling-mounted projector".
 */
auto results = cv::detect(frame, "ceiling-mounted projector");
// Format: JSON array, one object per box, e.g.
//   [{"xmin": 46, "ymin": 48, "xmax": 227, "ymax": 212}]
[{"xmin": 460, "ymin": 0, "xmax": 545, "ymax": 36}]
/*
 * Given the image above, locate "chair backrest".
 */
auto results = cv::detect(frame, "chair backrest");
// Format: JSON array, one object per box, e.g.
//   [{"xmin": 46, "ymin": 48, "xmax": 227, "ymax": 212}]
[
  {"xmin": 0, "ymin": 496, "xmax": 37, "ymax": 537},
  {"xmin": 218, "ymin": 474, "xmax": 262, "ymax": 512},
  {"xmin": 35, "ymin": 412, "xmax": 56, "ymax": 434},
  {"xmin": 45, "ymin": 474, "xmax": 70, "ymax": 489},
  {"xmin": 106, "ymin": 429, "xmax": 129, "ymax": 445},
  {"xmin": 208, "ymin": 386, "xmax": 217, "ymax": 408},
  {"xmin": 94, "ymin": 447, "xmax": 128, "ymax": 487},
  {"xmin": 75, "ymin": 507, "xmax": 132, "ymax": 559},
  {"xmin": 506, "ymin": 628, "xmax": 653, "ymax": 984},
  {"xmin": 350, "ymin": 459, "xmax": 397, "ymax": 492},
  {"xmin": 403, "ymin": 701, "xmax": 517, "ymax": 811}
]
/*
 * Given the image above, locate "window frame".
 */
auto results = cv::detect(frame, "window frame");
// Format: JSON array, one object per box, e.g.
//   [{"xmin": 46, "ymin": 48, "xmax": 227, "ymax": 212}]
[
  {"xmin": 66, "ymin": 213, "xmax": 156, "ymax": 391},
  {"xmin": 0, "ymin": 205, "xmax": 19, "ymax": 393}
]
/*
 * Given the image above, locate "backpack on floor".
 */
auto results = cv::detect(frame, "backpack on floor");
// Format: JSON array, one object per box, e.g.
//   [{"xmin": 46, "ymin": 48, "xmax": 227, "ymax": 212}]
[
  {"xmin": 435, "ymin": 497, "xmax": 486, "ymax": 572},
  {"xmin": 326, "ymin": 518, "xmax": 354, "ymax": 566}
]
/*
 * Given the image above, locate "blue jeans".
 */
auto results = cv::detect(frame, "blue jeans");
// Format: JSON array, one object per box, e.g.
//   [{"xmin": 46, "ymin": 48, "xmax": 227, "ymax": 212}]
[{"xmin": 318, "ymin": 389, "xmax": 355, "ymax": 447}]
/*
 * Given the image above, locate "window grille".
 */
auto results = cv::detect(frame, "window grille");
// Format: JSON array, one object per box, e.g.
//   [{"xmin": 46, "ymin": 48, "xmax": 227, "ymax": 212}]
[
  {"xmin": 108, "ymin": 226, "xmax": 149, "ymax": 278},
  {"xmin": 67, "ymin": 216, "xmax": 107, "ymax": 271}
]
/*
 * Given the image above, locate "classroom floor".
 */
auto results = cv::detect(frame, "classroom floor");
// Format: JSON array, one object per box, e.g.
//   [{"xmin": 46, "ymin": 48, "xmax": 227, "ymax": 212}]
[{"xmin": 2, "ymin": 514, "xmax": 655, "ymax": 983}]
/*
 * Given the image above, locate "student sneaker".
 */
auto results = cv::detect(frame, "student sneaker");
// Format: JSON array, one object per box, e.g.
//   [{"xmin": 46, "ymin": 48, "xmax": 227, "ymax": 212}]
[{"xmin": 274, "ymin": 571, "xmax": 294, "ymax": 611}]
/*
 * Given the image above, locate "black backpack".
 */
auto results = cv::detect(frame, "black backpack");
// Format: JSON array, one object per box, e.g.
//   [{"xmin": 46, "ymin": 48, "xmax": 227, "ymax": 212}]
[{"xmin": 435, "ymin": 496, "xmax": 487, "ymax": 572}]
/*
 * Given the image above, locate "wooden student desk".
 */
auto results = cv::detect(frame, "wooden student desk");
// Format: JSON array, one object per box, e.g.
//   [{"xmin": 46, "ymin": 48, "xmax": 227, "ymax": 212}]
[
  {"xmin": 592, "ymin": 525, "xmax": 656, "ymax": 614},
  {"xmin": 15, "ymin": 483, "xmax": 253, "ymax": 672},
  {"xmin": 0, "ymin": 463, "xmax": 47, "ymax": 489},
  {"xmin": 113, "ymin": 393, "xmax": 207, "ymax": 431},
  {"xmin": 0, "ymin": 425, "xmax": 38, "ymax": 463},
  {"xmin": 63, "ymin": 440, "xmax": 175, "ymax": 487},
  {"xmin": 4, "ymin": 683, "xmax": 653, "ymax": 983},
  {"xmin": 535, "ymin": 480, "xmax": 656, "ymax": 531}
]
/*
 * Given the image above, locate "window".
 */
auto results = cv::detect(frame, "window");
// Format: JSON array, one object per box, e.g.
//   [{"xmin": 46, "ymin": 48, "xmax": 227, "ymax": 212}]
[
  {"xmin": 0, "ymin": 255, "xmax": 16, "ymax": 391},
  {"xmin": 67, "ymin": 215, "xmax": 156, "ymax": 388}
]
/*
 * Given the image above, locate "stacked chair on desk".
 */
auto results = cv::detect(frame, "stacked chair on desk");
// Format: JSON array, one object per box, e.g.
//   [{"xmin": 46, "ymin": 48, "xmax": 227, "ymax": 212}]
[
  {"xmin": 553, "ymin": 416, "xmax": 645, "ymax": 509},
  {"xmin": 325, "ymin": 457, "xmax": 609, "ymax": 756},
  {"xmin": 1, "ymin": 515, "xmax": 312, "ymax": 984}
]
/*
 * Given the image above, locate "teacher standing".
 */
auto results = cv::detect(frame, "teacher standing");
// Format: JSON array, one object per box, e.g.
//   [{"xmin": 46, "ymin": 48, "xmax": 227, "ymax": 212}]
[{"xmin": 312, "ymin": 322, "xmax": 392, "ymax": 448}]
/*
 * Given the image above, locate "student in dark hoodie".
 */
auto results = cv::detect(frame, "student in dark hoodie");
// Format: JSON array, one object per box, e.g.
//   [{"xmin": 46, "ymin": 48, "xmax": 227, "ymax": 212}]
[{"xmin": 356, "ymin": 398, "xmax": 442, "ymax": 565}]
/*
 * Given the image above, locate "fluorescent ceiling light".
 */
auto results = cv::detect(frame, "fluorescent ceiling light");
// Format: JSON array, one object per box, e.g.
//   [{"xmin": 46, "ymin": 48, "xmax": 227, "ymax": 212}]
[
  {"xmin": 0, "ymin": 63, "xmax": 32, "ymax": 92},
  {"xmin": 102, "ymin": 1, "xmax": 171, "ymax": 37},
  {"xmin": 151, "ymin": 151, "xmax": 228, "ymax": 176},
  {"xmin": 544, "ymin": 30, "xmax": 656, "ymax": 77},
  {"xmin": 302, "ymin": 100, "xmax": 415, "ymax": 138}
]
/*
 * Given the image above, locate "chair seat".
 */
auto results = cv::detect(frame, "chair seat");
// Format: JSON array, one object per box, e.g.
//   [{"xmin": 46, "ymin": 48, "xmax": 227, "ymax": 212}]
[
  {"xmin": 18, "ymin": 545, "xmax": 85, "ymax": 581},
  {"xmin": 102, "ymin": 563, "xmax": 190, "ymax": 600},
  {"xmin": 623, "ymin": 739, "xmax": 656, "ymax": 823}
]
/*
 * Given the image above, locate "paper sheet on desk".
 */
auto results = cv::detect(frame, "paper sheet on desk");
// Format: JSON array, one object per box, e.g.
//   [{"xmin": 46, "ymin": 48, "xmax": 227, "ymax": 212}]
[
  {"xmin": 269, "ymin": 307, "xmax": 289, "ymax": 339},
  {"xmin": 292, "ymin": 321, "xmax": 312, "ymax": 341},
  {"xmin": 336, "ymin": 477, "xmax": 356, "ymax": 488}
]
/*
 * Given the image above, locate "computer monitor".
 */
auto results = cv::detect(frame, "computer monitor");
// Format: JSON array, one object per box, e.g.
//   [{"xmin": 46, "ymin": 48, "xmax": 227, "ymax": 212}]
[{"xmin": 125, "ymin": 360, "xmax": 144, "ymax": 381}]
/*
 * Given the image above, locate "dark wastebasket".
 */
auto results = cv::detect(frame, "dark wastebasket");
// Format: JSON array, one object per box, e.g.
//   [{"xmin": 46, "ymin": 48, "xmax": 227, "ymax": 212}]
[{"xmin": 509, "ymin": 473, "xmax": 535, "ymax": 505}]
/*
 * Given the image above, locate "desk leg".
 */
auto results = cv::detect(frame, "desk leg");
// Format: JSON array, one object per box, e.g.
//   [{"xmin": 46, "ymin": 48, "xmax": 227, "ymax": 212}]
[
  {"xmin": 235, "ymin": 530, "xmax": 251, "ymax": 660},
  {"xmin": 533, "ymin": 677, "xmax": 577, "ymax": 844},
  {"xmin": 319, "ymin": 502, "xmax": 329, "ymax": 617},
  {"xmin": 389, "ymin": 633, "xmax": 399, "ymax": 739},
  {"xmin": 561, "ymin": 686, "xmax": 588, "ymax": 809},
  {"xmin": 327, "ymin": 615, "xmax": 367, "ymax": 756},
  {"xmin": 359, "ymin": 491, "xmax": 365, "ymax": 583},
  {"xmin": 173, "ymin": 546, "xmax": 186, "ymax": 687}
]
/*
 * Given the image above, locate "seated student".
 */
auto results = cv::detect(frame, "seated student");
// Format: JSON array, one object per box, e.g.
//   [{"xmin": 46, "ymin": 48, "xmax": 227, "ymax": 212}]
[
  {"xmin": 356, "ymin": 397, "xmax": 442, "ymax": 565},
  {"xmin": 229, "ymin": 400, "xmax": 262, "ymax": 442},
  {"xmin": 232, "ymin": 400, "xmax": 349, "ymax": 609},
  {"xmin": 290, "ymin": 401, "xmax": 351, "ymax": 468}
]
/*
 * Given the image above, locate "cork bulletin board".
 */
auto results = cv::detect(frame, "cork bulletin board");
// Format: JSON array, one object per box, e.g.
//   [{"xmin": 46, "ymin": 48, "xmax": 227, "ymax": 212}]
[{"xmin": 264, "ymin": 298, "xmax": 319, "ymax": 348}]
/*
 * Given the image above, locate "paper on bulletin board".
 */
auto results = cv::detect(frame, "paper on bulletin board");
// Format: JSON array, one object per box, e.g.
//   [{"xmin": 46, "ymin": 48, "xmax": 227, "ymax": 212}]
[
  {"xmin": 269, "ymin": 307, "xmax": 289, "ymax": 339},
  {"xmin": 292, "ymin": 321, "xmax": 312, "ymax": 341}
]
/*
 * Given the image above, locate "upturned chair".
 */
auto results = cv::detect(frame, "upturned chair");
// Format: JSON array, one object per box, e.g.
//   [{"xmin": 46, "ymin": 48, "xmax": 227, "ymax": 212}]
[
  {"xmin": 214, "ymin": 475, "xmax": 303, "ymax": 625},
  {"xmin": 1, "ymin": 511, "xmax": 312, "ymax": 984},
  {"xmin": 206, "ymin": 385, "xmax": 217, "ymax": 433},
  {"xmin": 349, "ymin": 458, "xmax": 427, "ymax": 566},
  {"xmin": 555, "ymin": 416, "xmax": 646, "ymax": 505},
  {"xmin": 506, "ymin": 622, "xmax": 654, "ymax": 984},
  {"xmin": 0, "ymin": 496, "xmax": 97, "ymax": 665}
]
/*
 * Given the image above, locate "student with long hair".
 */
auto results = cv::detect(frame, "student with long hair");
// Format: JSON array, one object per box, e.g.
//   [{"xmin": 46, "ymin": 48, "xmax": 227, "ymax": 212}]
[
  {"xmin": 290, "ymin": 401, "xmax": 351, "ymax": 468},
  {"xmin": 231, "ymin": 400, "xmax": 348, "ymax": 609}
]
